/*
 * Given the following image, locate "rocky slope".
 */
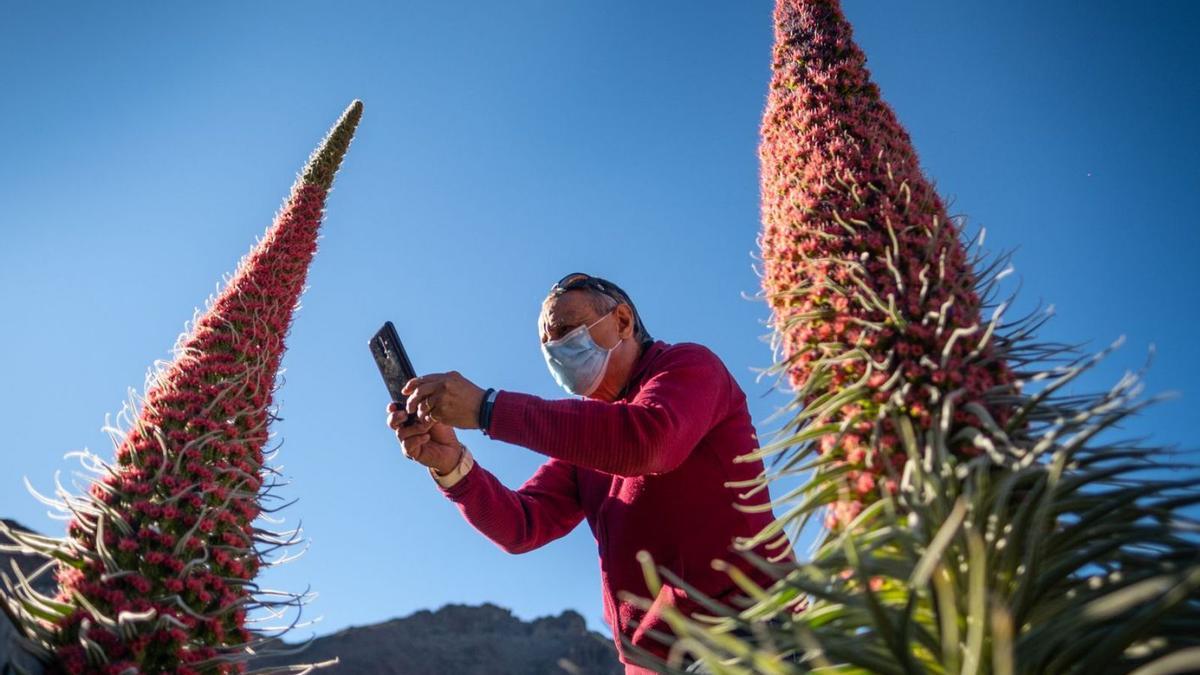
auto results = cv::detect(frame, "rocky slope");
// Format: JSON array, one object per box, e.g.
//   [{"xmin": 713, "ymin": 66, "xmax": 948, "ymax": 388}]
[
  {"xmin": 256, "ymin": 603, "xmax": 623, "ymax": 675},
  {"xmin": 1, "ymin": 519, "xmax": 54, "ymax": 674}
]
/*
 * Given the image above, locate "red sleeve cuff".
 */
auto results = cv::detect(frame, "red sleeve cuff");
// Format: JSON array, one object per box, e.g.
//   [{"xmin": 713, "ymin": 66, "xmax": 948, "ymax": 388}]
[{"xmin": 486, "ymin": 389, "xmax": 535, "ymax": 446}]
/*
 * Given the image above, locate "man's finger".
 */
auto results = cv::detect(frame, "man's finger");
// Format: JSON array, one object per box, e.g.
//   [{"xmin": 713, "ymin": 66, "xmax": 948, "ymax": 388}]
[
  {"xmin": 395, "ymin": 416, "xmax": 433, "ymax": 439},
  {"xmin": 387, "ymin": 409, "xmax": 408, "ymax": 430},
  {"xmin": 425, "ymin": 390, "xmax": 443, "ymax": 412},
  {"xmin": 402, "ymin": 375, "xmax": 438, "ymax": 396},
  {"xmin": 388, "ymin": 407, "xmax": 428, "ymax": 431},
  {"xmin": 402, "ymin": 433, "xmax": 430, "ymax": 460},
  {"xmin": 401, "ymin": 430, "xmax": 428, "ymax": 451},
  {"xmin": 401, "ymin": 377, "xmax": 418, "ymax": 396},
  {"xmin": 406, "ymin": 380, "xmax": 445, "ymax": 414}
]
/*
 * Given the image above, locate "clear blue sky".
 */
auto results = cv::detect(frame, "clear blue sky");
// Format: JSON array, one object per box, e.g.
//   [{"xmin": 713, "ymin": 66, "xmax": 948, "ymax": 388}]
[{"xmin": 1, "ymin": 1, "xmax": 1197, "ymax": 639}]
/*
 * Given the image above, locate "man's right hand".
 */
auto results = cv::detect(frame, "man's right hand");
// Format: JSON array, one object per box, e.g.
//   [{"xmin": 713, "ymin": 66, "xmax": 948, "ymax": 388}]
[{"xmin": 386, "ymin": 402, "xmax": 463, "ymax": 475}]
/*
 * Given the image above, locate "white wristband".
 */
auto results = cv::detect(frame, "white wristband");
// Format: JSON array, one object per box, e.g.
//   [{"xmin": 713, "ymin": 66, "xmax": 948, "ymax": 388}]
[{"xmin": 430, "ymin": 445, "xmax": 475, "ymax": 488}]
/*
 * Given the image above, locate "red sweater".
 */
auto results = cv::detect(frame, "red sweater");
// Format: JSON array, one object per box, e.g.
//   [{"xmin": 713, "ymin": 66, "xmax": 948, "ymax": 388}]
[{"xmin": 436, "ymin": 340, "xmax": 782, "ymax": 672}]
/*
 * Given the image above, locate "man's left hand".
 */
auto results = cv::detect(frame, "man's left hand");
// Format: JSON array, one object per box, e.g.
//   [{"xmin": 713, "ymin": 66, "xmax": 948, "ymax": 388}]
[{"xmin": 402, "ymin": 371, "xmax": 486, "ymax": 430}]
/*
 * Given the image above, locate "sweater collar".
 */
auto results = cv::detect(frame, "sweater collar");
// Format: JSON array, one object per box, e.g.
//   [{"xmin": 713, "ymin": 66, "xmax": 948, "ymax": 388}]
[{"xmin": 617, "ymin": 339, "xmax": 666, "ymax": 401}]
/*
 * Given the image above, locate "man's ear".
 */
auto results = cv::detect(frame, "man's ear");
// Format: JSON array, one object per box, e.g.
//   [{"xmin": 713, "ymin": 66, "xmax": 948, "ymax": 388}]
[{"xmin": 616, "ymin": 304, "xmax": 635, "ymax": 339}]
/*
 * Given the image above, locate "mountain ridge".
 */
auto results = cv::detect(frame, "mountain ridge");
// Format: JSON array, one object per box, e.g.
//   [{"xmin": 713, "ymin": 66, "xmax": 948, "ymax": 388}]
[{"xmin": 255, "ymin": 601, "xmax": 623, "ymax": 674}]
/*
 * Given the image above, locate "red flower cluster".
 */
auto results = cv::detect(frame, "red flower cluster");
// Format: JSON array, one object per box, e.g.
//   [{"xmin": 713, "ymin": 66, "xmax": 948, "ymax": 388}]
[
  {"xmin": 42, "ymin": 101, "xmax": 362, "ymax": 674},
  {"xmin": 757, "ymin": 1, "xmax": 1012, "ymax": 526}
]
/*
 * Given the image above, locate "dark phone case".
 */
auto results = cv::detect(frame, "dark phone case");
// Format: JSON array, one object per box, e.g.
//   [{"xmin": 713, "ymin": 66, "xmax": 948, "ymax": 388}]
[{"xmin": 369, "ymin": 321, "xmax": 418, "ymax": 425}]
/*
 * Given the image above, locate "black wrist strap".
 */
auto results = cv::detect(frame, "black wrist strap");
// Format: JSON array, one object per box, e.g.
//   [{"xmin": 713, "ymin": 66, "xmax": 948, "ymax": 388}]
[{"xmin": 478, "ymin": 388, "xmax": 497, "ymax": 433}]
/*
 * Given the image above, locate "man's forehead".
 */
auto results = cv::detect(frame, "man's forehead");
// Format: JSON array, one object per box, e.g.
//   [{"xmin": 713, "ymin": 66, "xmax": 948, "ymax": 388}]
[
  {"xmin": 547, "ymin": 292, "xmax": 594, "ymax": 314},
  {"xmin": 543, "ymin": 293, "xmax": 597, "ymax": 327}
]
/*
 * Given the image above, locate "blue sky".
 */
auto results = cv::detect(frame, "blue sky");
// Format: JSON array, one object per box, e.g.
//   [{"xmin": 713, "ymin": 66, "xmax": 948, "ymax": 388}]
[{"xmin": 1, "ymin": 1, "xmax": 1197, "ymax": 640}]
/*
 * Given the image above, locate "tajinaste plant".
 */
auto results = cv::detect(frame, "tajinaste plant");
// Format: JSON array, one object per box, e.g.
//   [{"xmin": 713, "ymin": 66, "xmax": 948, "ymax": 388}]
[
  {"xmin": 625, "ymin": 2, "xmax": 1199, "ymax": 673},
  {"xmin": 754, "ymin": 0, "xmax": 1015, "ymax": 533},
  {"xmin": 1, "ymin": 100, "xmax": 363, "ymax": 674}
]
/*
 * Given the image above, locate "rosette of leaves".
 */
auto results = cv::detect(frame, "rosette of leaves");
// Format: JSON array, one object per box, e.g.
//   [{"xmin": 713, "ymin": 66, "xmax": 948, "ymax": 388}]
[
  {"xmin": 622, "ymin": 2, "xmax": 1199, "ymax": 673},
  {"xmin": 1, "ymin": 100, "xmax": 363, "ymax": 674}
]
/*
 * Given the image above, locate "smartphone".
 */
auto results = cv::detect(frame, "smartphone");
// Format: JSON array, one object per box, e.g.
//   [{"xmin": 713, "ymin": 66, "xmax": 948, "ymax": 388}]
[{"xmin": 369, "ymin": 321, "xmax": 419, "ymax": 426}]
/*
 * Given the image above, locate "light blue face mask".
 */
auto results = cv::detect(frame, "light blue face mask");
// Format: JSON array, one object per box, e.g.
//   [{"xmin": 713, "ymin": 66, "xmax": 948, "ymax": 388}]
[{"xmin": 541, "ymin": 311, "xmax": 622, "ymax": 397}]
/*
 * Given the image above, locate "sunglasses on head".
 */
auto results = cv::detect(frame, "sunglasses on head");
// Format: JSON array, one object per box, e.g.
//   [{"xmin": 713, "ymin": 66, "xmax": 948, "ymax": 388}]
[
  {"xmin": 552, "ymin": 273, "xmax": 624, "ymax": 300},
  {"xmin": 550, "ymin": 272, "xmax": 649, "ymax": 340}
]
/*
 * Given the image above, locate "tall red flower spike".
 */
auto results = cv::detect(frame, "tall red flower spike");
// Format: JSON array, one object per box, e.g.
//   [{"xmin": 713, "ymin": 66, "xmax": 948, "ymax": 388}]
[
  {"xmin": 632, "ymin": 3, "xmax": 1198, "ymax": 671},
  {"xmin": 756, "ymin": 0, "xmax": 1014, "ymax": 529},
  {"xmin": 1, "ymin": 100, "xmax": 362, "ymax": 674}
]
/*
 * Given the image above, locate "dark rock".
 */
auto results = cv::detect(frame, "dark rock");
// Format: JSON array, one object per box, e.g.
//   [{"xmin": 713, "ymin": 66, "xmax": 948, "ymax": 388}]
[
  {"xmin": 0, "ymin": 520, "xmax": 56, "ymax": 598},
  {"xmin": 1, "ymin": 520, "xmax": 51, "ymax": 674},
  {"xmin": 254, "ymin": 603, "xmax": 624, "ymax": 675}
]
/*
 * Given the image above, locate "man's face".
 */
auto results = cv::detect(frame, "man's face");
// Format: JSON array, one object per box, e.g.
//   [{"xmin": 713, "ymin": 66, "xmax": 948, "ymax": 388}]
[
  {"xmin": 540, "ymin": 290, "xmax": 629, "ymax": 350},
  {"xmin": 540, "ymin": 290, "xmax": 638, "ymax": 400}
]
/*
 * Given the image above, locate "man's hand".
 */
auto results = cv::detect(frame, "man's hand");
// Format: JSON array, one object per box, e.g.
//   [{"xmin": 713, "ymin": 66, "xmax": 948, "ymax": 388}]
[
  {"xmin": 386, "ymin": 402, "xmax": 463, "ymax": 474},
  {"xmin": 402, "ymin": 371, "xmax": 486, "ymax": 430}
]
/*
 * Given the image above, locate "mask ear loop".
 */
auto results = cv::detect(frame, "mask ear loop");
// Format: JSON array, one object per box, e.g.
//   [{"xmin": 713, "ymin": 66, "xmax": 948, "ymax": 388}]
[
  {"xmin": 590, "ymin": 310, "xmax": 627, "ymax": 354},
  {"xmin": 587, "ymin": 309, "xmax": 616, "ymax": 330}
]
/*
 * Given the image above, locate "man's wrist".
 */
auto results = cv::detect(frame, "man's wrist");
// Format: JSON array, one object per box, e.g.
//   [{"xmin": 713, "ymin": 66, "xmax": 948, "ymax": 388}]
[
  {"xmin": 477, "ymin": 388, "xmax": 500, "ymax": 434},
  {"xmin": 430, "ymin": 444, "xmax": 474, "ymax": 488}
]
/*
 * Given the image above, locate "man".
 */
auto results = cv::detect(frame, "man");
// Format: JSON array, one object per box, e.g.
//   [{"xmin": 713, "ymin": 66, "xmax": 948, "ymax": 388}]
[{"xmin": 386, "ymin": 273, "xmax": 784, "ymax": 673}]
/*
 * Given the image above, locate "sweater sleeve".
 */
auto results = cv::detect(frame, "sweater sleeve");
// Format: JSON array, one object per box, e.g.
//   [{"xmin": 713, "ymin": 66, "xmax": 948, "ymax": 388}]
[
  {"xmin": 437, "ymin": 456, "xmax": 585, "ymax": 554},
  {"xmin": 486, "ymin": 344, "xmax": 729, "ymax": 476}
]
